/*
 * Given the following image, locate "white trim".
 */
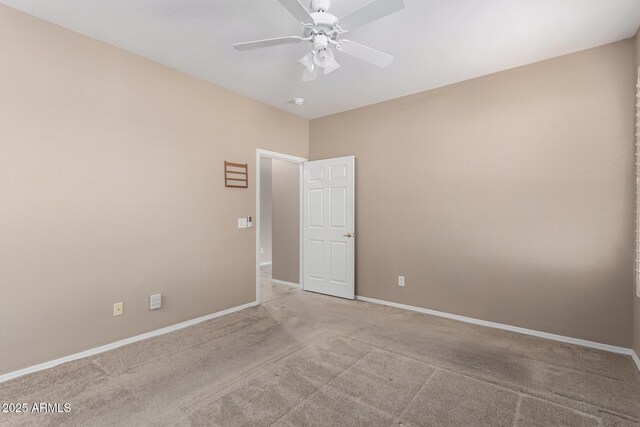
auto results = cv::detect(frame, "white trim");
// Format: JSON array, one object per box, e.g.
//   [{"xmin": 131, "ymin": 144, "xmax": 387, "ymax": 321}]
[
  {"xmin": 632, "ymin": 350, "xmax": 640, "ymax": 373},
  {"xmin": 271, "ymin": 279, "xmax": 301, "ymax": 289},
  {"xmin": 260, "ymin": 262, "xmax": 272, "ymax": 267},
  {"xmin": 0, "ymin": 301, "xmax": 258, "ymax": 384},
  {"xmin": 255, "ymin": 149, "xmax": 307, "ymax": 304},
  {"xmin": 356, "ymin": 296, "xmax": 637, "ymax": 357},
  {"xmin": 299, "ymin": 162, "xmax": 305, "ymax": 291},
  {"xmin": 256, "ymin": 149, "xmax": 307, "ymax": 164},
  {"xmin": 255, "ymin": 151, "xmax": 262, "ymax": 305}
]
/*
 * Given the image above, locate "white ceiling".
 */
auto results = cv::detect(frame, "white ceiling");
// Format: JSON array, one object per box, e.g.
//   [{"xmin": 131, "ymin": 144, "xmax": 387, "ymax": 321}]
[{"xmin": 2, "ymin": 0, "xmax": 640, "ymax": 119}]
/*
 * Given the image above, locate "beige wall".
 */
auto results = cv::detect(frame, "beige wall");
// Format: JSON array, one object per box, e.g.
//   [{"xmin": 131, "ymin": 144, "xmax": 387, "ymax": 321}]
[
  {"xmin": 310, "ymin": 40, "xmax": 636, "ymax": 347},
  {"xmin": 0, "ymin": 5, "xmax": 308, "ymax": 375},
  {"xmin": 271, "ymin": 160, "xmax": 300, "ymax": 284},
  {"xmin": 634, "ymin": 29, "xmax": 640, "ymax": 357},
  {"xmin": 260, "ymin": 158, "xmax": 273, "ymax": 265}
]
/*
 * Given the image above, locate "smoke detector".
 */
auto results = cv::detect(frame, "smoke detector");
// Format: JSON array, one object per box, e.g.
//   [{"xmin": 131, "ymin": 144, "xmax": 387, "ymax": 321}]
[{"xmin": 292, "ymin": 98, "xmax": 305, "ymax": 106}]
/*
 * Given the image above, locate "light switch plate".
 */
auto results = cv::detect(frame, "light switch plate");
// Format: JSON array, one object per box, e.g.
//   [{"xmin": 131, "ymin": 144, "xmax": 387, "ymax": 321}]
[
  {"xmin": 238, "ymin": 218, "xmax": 248, "ymax": 228},
  {"xmin": 398, "ymin": 276, "xmax": 405, "ymax": 287}
]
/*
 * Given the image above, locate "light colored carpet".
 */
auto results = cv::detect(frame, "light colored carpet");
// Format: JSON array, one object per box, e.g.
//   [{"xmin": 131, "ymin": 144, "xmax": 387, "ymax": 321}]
[{"xmin": 1, "ymin": 267, "xmax": 639, "ymax": 426}]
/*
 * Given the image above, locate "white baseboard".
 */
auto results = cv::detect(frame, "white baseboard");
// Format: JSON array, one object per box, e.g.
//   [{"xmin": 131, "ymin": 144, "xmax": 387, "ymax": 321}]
[
  {"xmin": 0, "ymin": 301, "xmax": 259, "ymax": 384},
  {"xmin": 632, "ymin": 350, "xmax": 640, "ymax": 373},
  {"xmin": 271, "ymin": 279, "xmax": 300, "ymax": 289},
  {"xmin": 3, "ymin": 296, "xmax": 638, "ymax": 384},
  {"xmin": 260, "ymin": 262, "xmax": 272, "ymax": 267},
  {"xmin": 356, "ymin": 295, "xmax": 637, "ymax": 360}
]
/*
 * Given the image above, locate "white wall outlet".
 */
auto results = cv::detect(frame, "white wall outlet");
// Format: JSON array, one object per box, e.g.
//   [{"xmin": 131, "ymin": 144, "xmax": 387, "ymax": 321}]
[
  {"xmin": 398, "ymin": 276, "xmax": 405, "ymax": 287},
  {"xmin": 237, "ymin": 218, "xmax": 248, "ymax": 228},
  {"xmin": 149, "ymin": 294, "xmax": 162, "ymax": 310},
  {"xmin": 113, "ymin": 302, "xmax": 123, "ymax": 316}
]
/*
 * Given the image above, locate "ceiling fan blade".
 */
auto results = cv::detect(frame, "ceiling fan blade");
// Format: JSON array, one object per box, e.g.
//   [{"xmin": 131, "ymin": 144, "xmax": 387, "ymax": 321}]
[
  {"xmin": 278, "ymin": 0, "xmax": 314, "ymax": 24},
  {"xmin": 301, "ymin": 66, "xmax": 319, "ymax": 82},
  {"xmin": 233, "ymin": 36, "xmax": 304, "ymax": 51},
  {"xmin": 338, "ymin": 0, "xmax": 404, "ymax": 31},
  {"xmin": 337, "ymin": 40, "xmax": 394, "ymax": 67}
]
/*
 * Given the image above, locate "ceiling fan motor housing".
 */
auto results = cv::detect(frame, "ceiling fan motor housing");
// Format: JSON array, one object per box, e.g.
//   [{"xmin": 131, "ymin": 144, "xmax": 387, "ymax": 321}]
[
  {"xmin": 311, "ymin": 0, "xmax": 331, "ymax": 12},
  {"xmin": 313, "ymin": 34, "xmax": 329, "ymax": 50},
  {"xmin": 304, "ymin": 12, "xmax": 339, "ymax": 40}
]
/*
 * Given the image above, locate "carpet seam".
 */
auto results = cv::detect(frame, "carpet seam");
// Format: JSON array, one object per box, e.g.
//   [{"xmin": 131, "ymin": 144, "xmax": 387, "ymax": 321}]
[
  {"xmin": 392, "ymin": 367, "xmax": 439, "ymax": 425},
  {"xmin": 320, "ymin": 354, "xmax": 435, "ymax": 422},
  {"xmin": 512, "ymin": 395, "xmax": 523, "ymax": 427},
  {"xmin": 269, "ymin": 347, "xmax": 376, "ymax": 425},
  {"xmin": 340, "ymin": 334, "xmax": 640, "ymax": 422},
  {"xmin": 180, "ymin": 331, "xmax": 335, "ymax": 415}
]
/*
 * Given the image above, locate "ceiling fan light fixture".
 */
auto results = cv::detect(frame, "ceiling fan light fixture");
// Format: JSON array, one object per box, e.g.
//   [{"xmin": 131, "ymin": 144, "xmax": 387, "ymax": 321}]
[
  {"xmin": 301, "ymin": 66, "xmax": 319, "ymax": 82},
  {"xmin": 298, "ymin": 52, "xmax": 315, "ymax": 72},
  {"xmin": 313, "ymin": 47, "xmax": 335, "ymax": 68},
  {"xmin": 323, "ymin": 56, "xmax": 340, "ymax": 75}
]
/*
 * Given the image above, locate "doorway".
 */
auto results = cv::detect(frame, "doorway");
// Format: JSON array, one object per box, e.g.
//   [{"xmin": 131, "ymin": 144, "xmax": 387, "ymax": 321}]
[
  {"xmin": 255, "ymin": 149, "xmax": 306, "ymax": 304},
  {"xmin": 256, "ymin": 150, "xmax": 356, "ymax": 303}
]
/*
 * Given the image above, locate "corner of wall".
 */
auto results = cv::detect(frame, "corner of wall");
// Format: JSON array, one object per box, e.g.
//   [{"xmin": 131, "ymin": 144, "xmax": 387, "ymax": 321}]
[{"xmin": 634, "ymin": 26, "xmax": 640, "ymax": 361}]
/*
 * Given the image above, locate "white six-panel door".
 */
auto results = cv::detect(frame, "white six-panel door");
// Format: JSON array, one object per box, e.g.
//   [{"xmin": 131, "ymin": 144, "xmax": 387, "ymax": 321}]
[{"xmin": 303, "ymin": 156, "xmax": 355, "ymax": 299}]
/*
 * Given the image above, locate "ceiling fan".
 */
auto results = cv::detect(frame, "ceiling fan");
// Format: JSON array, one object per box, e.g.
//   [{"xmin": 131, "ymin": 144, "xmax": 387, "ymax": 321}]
[{"xmin": 233, "ymin": 0, "xmax": 405, "ymax": 82}]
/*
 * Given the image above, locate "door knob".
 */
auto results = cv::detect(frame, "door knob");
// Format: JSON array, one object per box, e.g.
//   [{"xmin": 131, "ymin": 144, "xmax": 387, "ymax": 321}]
[{"xmin": 343, "ymin": 233, "xmax": 355, "ymax": 238}]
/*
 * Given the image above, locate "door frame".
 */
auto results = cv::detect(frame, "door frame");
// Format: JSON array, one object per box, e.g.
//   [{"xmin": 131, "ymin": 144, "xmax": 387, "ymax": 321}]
[{"xmin": 255, "ymin": 149, "xmax": 307, "ymax": 304}]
